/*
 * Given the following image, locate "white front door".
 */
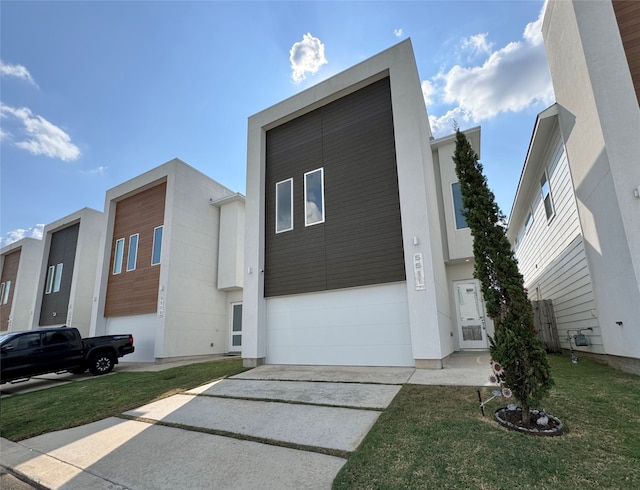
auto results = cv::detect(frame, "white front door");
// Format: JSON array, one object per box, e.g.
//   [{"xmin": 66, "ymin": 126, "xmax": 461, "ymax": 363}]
[
  {"xmin": 454, "ymin": 280, "xmax": 488, "ymax": 349},
  {"xmin": 229, "ymin": 303, "xmax": 242, "ymax": 353}
]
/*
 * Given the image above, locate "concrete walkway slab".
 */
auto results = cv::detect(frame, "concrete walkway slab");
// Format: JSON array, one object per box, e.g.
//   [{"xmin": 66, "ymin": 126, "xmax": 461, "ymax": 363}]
[
  {"xmin": 409, "ymin": 352, "xmax": 493, "ymax": 386},
  {"xmin": 232, "ymin": 364, "xmax": 415, "ymax": 384},
  {"xmin": 186, "ymin": 378, "xmax": 401, "ymax": 409},
  {"xmin": 5, "ymin": 418, "xmax": 345, "ymax": 490},
  {"xmin": 124, "ymin": 393, "xmax": 380, "ymax": 452}
]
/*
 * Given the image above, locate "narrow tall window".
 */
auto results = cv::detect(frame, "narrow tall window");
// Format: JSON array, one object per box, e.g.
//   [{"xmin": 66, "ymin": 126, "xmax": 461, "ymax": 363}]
[
  {"xmin": 127, "ymin": 233, "xmax": 139, "ymax": 271},
  {"xmin": 152, "ymin": 226, "xmax": 163, "ymax": 265},
  {"xmin": 451, "ymin": 182, "xmax": 468, "ymax": 230},
  {"xmin": 45, "ymin": 265, "xmax": 56, "ymax": 293},
  {"xmin": 540, "ymin": 171, "xmax": 555, "ymax": 220},
  {"xmin": 0, "ymin": 283, "xmax": 5, "ymax": 304},
  {"xmin": 53, "ymin": 263, "xmax": 63, "ymax": 293},
  {"xmin": 304, "ymin": 168, "xmax": 325, "ymax": 226},
  {"xmin": 2, "ymin": 280, "xmax": 11, "ymax": 304},
  {"xmin": 113, "ymin": 238, "xmax": 124, "ymax": 274},
  {"xmin": 275, "ymin": 178, "xmax": 293, "ymax": 233},
  {"xmin": 524, "ymin": 211, "xmax": 533, "ymax": 233}
]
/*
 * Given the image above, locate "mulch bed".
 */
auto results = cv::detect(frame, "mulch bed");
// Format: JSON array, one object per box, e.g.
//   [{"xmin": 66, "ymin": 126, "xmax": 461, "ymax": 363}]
[{"xmin": 494, "ymin": 407, "xmax": 564, "ymax": 436}]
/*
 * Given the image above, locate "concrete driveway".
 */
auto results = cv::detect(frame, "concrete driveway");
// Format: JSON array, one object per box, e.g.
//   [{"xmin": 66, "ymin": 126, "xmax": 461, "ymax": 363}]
[{"xmin": 1, "ymin": 352, "xmax": 491, "ymax": 489}]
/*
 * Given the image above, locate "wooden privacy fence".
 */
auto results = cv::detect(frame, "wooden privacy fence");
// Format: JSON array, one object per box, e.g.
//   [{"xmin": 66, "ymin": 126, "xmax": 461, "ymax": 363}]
[{"xmin": 532, "ymin": 299, "xmax": 562, "ymax": 353}]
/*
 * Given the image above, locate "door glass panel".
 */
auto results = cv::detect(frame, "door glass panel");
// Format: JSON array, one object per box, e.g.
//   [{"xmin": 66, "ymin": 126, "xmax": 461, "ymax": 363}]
[
  {"xmin": 462, "ymin": 325, "xmax": 483, "ymax": 341},
  {"xmin": 232, "ymin": 304, "xmax": 242, "ymax": 331},
  {"xmin": 231, "ymin": 303, "xmax": 242, "ymax": 350},
  {"xmin": 455, "ymin": 281, "xmax": 487, "ymax": 347}
]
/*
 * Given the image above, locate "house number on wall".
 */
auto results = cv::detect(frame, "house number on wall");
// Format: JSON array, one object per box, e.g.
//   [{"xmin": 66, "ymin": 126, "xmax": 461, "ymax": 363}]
[{"xmin": 413, "ymin": 253, "xmax": 426, "ymax": 291}]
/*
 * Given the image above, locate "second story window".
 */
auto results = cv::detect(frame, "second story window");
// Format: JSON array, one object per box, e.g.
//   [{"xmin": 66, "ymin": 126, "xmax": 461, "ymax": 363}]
[
  {"xmin": 113, "ymin": 238, "xmax": 124, "ymax": 274},
  {"xmin": 45, "ymin": 264, "xmax": 63, "ymax": 293},
  {"xmin": 1, "ymin": 281, "xmax": 9, "ymax": 304},
  {"xmin": 304, "ymin": 168, "xmax": 325, "ymax": 226},
  {"xmin": 276, "ymin": 178, "xmax": 293, "ymax": 233},
  {"xmin": 541, "ymin": 171, "xmax": 555, "ymax": 220},
  {"xmin": 53, "ymin": 263, "xmax": 63, "ymax": 293},
  {"xmin": 127, "ymin": 234, "xmax": 139, "ymax": 271},
  {"xmin": 451, "ymin": 182, "xmax": 468, "ymax": 230},
  {"xmin": 152, "ymin": 226, "xmax": 163, "ymax": 265}
]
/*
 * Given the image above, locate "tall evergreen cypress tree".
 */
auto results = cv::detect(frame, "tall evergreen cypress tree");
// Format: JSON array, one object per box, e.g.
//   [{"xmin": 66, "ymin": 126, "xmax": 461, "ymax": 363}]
[{"xmin": 453, "ymin": 129, "xmax": 553, "ymax": 424}]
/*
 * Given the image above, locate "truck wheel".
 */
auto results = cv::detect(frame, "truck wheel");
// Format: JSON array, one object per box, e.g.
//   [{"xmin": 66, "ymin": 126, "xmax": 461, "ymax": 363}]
[{"xmin": 89, "ymin": 352, "xmax": 115, "ymax": 375}]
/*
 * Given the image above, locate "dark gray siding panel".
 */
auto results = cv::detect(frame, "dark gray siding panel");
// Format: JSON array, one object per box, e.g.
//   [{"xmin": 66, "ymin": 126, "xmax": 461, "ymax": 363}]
[
  {"xmin": 39, "ymin": 223, "xmax": 79, "ymax": 325},
  {"xmin": 265, "ymin": 77, "xmax": 405, "ymax": 297}
]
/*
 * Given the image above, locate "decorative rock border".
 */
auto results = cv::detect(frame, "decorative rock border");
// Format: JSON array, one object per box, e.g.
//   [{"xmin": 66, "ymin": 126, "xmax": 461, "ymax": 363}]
[{"xmin": 494, "ymin": 407, "xmax": 564, "ymax": 436}]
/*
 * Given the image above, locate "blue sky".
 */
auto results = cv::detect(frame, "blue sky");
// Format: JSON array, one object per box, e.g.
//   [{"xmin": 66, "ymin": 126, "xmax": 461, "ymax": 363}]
[{"xmin": 1, "ymin": 0, "xmax": 551, "ymax": 246}]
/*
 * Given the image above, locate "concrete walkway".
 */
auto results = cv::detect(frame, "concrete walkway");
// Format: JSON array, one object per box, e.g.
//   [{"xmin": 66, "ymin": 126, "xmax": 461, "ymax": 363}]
[{"xmin": 1, "ymin": 353, "xmax": 492, "ymax": 490}]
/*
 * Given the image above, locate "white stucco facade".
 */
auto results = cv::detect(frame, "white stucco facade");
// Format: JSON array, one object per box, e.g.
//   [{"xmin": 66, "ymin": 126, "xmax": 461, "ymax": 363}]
[
  {"xmin": 0, "ymin": 238, "xmax": 44, "ymax": 332},
  {"xmin": 31, "ymin": 208, "xmax": 104, "ymax": 337},
  {"xmin": 244, "ymin": 40, "xmax": 487, "ymax": 368},
  {"xmin": 90, "ymin": 159, "xmax": 245, "ymax": 362}
]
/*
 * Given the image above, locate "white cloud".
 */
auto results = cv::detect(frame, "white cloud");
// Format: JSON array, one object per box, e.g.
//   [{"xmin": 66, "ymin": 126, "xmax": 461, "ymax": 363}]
[
  {"xmin": 394, "ymin": 28, "xmax": 403, "ymax": 38},
  {"xmin": 82, "ymin": 165, "xmax": 107, "ymax": 176},
  {"xmin": 425, "ymin": 5, "xmax": 554, "ymax": 136},
  {"xmin": 0, "ymin": 60, "xmax": 38, "ymax": 87},
  {"xmin": 460, "ymin": 33, "xmax": 494, "ymax": 59},
  {"xmin": 429, "ymin": 107, "xmax": 473, "ymax": 137},
  {"xmin": 0, "ymin": 103, "xmax": 80, "ymax": 161},
  {"xmin": 290, "ymin": 33, "xmax": 328, "ymax": 83},
  {"xmin": 0, "ymin": 224, "xmax": 44, "ymax": 247},
  {"xmin": 421, "ymin": 80, "xmax": 436, "ymax": 106}
]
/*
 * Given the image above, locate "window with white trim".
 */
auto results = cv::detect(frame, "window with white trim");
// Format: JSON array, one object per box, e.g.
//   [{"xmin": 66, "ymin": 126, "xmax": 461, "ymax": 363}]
[
  {"xmin": 45, "ymin": 265, "xmax": 56, "ymax": 293},
  {"xmin": 113, "ymin": 238, "xmax": 124, "ymax": 274},
  {"xmin": 0, "ymin": 282, "xmax": 5, "ymax": 305},
  {"xmin": 2, "ymin": 280, "xmax": 10, "ymax": 304},
  {"xmin": 524, "ymin": 211, "xmax": 533, "ymax": 233},
  {"xmin": 127, "ymin": 233, "xmax": 139, "ymax": 271},
  {"xmin": 53, "ymin": 263, "xmax": 63, "ymax": 293},
  {"xmin": 540, "ymin": 171, "xmax": 555, "ymax": 220},
  {"xmin": 275, "ymin": 178, "xmax": 293, "ymax": 233},
  {"xmin": 304, "ymin": 168, "xmax": 325, "ymax": 226},
  {"xmin": 152, "ymin": 226, "xmax": 163, "ymax": 266},
  {"xmin": 451, "ymin": 182, "xmax": 468, "ymax": 230}
]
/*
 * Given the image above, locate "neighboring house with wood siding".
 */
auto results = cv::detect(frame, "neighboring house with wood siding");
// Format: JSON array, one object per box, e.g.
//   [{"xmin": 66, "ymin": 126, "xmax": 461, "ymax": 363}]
[
  {"xmin": 243, "ymin": 40, "xmax": 493, "ymax": 368},
  {"xmin": 0, "ymin": 238, "xmax": 43, "ymax": 331},
  {"xmin": 507, "ymin": 0, "xmax": 640, "ymax": 374},
  {"xmin": 32, "ymin": 208, "xmax": 104, "ymax": 337},
  {"xmin": 90, "ymin": 158, "xmax": 244, "ymax": 362}
]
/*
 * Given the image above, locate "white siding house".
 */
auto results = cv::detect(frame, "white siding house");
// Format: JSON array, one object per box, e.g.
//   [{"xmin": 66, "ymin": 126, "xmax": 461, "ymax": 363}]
[
  {"xmin": 508, "ymin": 105, "xmax": 603, "ymax": 355},
  {"xmin": 535, "ymin": 0, "xmax": 640, "ymax": 374}
]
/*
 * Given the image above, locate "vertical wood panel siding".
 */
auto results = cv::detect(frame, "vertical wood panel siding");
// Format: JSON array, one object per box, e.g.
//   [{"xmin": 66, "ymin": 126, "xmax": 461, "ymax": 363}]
[
  {"xmin": 0, "ymin": 250, "xmax": 21, "ymax": 330},
  {"xmin": 265, "ymin": 77, "xmax": 405, "ymax": 297},
  {"xmin": 105, "ymin": 181, "xmax": 166, "ymax": 317},
  {"xmin": 514, "ymin": 133, "xmax": 602, "ymax": 352},
  {"xmin": 39, "ymin": 223, "xmax": 79, "ymax": 326},
  {"xmin": 613, "ymin": 0, "xmax": 640, "ymax": 107}
]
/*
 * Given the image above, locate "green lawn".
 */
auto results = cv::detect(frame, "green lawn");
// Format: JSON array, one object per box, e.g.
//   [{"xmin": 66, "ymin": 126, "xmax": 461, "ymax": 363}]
[
  {"xmin": 0, "ymin": 358, "xmax": 249, "ymax": 441},
  {"xmin": 333, "ymin": 354, "xmax": 640, "ymax": 489},
  {"xmin": 2, "ymin": 355, "xmax": 639, "ymax": 489}
]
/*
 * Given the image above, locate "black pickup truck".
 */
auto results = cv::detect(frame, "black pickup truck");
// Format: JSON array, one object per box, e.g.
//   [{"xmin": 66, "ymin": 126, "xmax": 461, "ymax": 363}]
[{"xmin": 0, "ymin": 327, "xmax": 135, "ymax": 384}]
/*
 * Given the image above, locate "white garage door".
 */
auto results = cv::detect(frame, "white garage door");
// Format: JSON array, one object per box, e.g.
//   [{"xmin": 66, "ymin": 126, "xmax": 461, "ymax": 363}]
[
  {"xmin": 266, "ymin": 282, "xmax": 413, "ymax": 366},
  {"xmin": 106, "ymin": 314, "xmax": 157, "ymax": 362}
]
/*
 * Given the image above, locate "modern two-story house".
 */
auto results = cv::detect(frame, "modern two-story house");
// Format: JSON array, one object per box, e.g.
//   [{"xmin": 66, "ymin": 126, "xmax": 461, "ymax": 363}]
[
  {"xmin": 89, "ymin": 158, "xmax": 245, "ymax": 362},
  {"xmin": 242, "ymin": 39, "xmax": 492, "ymax": 369}
]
